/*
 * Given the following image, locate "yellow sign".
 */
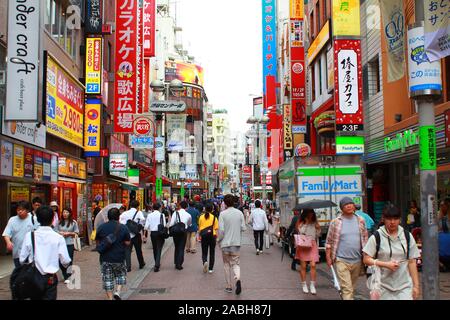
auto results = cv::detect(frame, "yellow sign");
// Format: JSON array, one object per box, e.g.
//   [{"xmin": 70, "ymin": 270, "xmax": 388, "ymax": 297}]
[
  {"xmin": 332, "ymin": 0, "xmax": 360, "ymax": 36},
  {"xmin": 84, "ymin": 100, "xmax": 101, "ymax": 156},
  {"xmin": 290, "ymin": 0, "xmax": 304, "ymax": 19},
  {"xmin": 283, "ymin": 105, "xmax": 293, "ymax": 150},
  {"xmin": 46, "ymin": 54, "xmax": 84, "ymax": 147},
  {"xmin": 11, "ymin": 186, "xmax": 29, "ymax": 202},
  {"xmin": 307, "ymin": 21, "xmax": 330, "ymax": 62},
  {"xmin": 85, "ymin": 37, "xmax": 102, "ymax": 94},
  {"xmin": 58, "ymin": 156, "xmax": 87, "ymax": 180},
  {"xmin": 13, "ymin": 144, "xmax": 24, "ymax": 178}
]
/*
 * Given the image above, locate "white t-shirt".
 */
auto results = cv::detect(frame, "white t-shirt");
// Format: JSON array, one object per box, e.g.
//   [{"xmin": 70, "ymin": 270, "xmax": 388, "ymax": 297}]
[{"xmin": 120, "ymin": 208, "xmax": 145, "ymax": 238}]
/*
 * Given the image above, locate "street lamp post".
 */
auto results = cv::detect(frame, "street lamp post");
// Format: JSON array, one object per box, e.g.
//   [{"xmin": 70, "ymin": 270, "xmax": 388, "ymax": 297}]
[
  {"xmin": 150, "ymin": 79, "xmax": 184, "ymax": 202},
  {"xmin": 247, "ymin": 115, "xmax": 270, "ymax": 201}
]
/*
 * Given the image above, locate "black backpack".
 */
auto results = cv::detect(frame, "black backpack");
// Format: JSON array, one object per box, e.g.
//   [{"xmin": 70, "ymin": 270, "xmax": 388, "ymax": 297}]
[
  {"xmin": 373, "ymin": 229, "xmax": 410, "ymax": 260},
  {"xmin": 126, "ymin": 210, "xmax": 143, "ymax": 234}
]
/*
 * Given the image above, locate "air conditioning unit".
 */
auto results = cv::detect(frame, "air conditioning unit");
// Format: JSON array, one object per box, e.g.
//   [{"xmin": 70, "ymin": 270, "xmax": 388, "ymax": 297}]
[{"xmin": 0, "ymin": 70, "xmax": 5, "ymax": 85}]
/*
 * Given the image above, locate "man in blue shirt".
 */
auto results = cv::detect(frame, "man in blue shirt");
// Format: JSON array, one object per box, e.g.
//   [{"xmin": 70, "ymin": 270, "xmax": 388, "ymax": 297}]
[
  {"xmin": 355, "ymin": 204, "xmax": 375, "ymax": 235},
  {"xmin": 186, "ymin": 201, "xmax": 200, "ymax": 253}
]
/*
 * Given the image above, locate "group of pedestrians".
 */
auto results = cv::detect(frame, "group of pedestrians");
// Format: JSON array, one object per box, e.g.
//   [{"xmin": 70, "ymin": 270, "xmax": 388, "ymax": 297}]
[{"xmin": 2, "ymin": 198, "xmax": 80, "ymax": 300}]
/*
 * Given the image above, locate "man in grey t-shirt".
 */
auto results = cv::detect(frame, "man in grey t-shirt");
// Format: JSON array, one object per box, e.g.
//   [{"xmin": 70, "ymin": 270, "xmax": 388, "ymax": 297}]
[{"xmin": 2, "ymin": 201, "xmax": 38, "ymax": 268}]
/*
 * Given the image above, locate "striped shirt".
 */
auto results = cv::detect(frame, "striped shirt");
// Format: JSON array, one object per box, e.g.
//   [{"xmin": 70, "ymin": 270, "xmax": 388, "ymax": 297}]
[{"xmin": 325, "ymin": 213, "xmax": 368, "ymax": 262}]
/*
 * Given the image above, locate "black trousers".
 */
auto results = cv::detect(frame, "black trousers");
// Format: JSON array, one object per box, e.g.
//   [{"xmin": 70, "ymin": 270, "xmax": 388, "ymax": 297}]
[
  {"xmin": 150, "ymin": 231, "xmax": 165, "ymax": 268},
  {"xmin": 60, "ymin": 244, "xmax": 74, "ymax": 280},
  {"xmin": 173, "ymin": 232, "xmax": 187, "ymax": 267},
  {"xmin": 125, "ymin": 233, "xmax": 145, "ymax": 270},
  {"xmin": 201, "ymin": 235, "xmax": 216, "ymax": 270},
  {"xmin": 254, "ymin": 230, "xmax": 265, "ymax": 251}
]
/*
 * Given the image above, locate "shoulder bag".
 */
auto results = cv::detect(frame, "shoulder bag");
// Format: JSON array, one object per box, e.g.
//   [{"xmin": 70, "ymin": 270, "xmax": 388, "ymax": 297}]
[
  {"xmin": 74, "ymin": 234, "xmax": 82, "ymax": 251},
  {"xmin": 169, "ymin": 211, "xmax": 186, "ymax": 236},
  {"xmin": 157, "ymin": 214, "xmax": 170, "ymax": 239},
  {"xmin": 96, "ymin": 222, "xmax": 122, "ymax": 254},
  {"xmin": 294, "ymin": 225, "xmax": 312, "ymax": 248},
  {"xmin": 126, "ymin": 210, "xmax": 143, "ymax": 234},
  {"xmin": 10, "ymin": 232, "xmax": 46, "ymax": 300},
  {"xmin": 199, "ymin": 215, "xmax": 216, "ymax": 239}
]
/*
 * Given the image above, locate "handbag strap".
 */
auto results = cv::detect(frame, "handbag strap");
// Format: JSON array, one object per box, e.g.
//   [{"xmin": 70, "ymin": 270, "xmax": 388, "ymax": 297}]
[
  {"xmin": 176, "ymin": 211, "xmax": 181, "ymax": 223},
  {"xmin": 160, "ymin": 213, "xmax": 164, "ymax": 225}
]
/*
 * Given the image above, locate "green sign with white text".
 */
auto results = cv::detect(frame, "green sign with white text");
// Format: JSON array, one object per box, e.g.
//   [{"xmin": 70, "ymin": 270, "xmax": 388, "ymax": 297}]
[
  {"xmin": 384, "ymin": 129, "xmax": 419, "ymax": 153},
  {"xmin": 419, "ymin": 126, "xmax": 436, "ymax": 170},
  {"xmin": 156, "ymin": 178, "xmax": 163, "ymax": 196}
]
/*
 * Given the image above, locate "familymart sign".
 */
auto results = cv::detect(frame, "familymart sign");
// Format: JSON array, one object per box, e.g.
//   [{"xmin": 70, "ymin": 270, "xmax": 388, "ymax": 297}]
[{"xmin": 384, "ymin": 129, "xmax": 419, "ymax": 153}]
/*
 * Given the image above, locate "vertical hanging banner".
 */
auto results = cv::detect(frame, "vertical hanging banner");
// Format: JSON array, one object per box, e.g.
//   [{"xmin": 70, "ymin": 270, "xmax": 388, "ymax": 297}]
[
  {"xmin": 334, "ymin": 39, "xmax": 364, "ymax": 132},
  {"xmin": 136, "ymin": 1, "xmax": 144, "ymax": 113},
  {"xmin": 380, "ymin": 0, "xmax": 405, "ymax": 82},
  {"xmin": 114, "ymin": 0, "xmax": 138, "ymax": 133},
  {"xmin": 332, "ymin": 0, "xmax": 361, "ymax": 36},
  {"xmin": 424, "ymin": 0, "xmax": 450, "ymax": 62},
  {"xmin": 283, "ymin": 104, "xmax": 293, "ymax": 159},
  {"xmin": 142, "ymin": 59, "xmax": 150, "ymax": 113},
  {"xmin": 262, "ymin": 0, "xmax": 277, "ymax": 93},
  {"xmin": 84, "ymin": 99, "xmax": 102, "ymax": 156},
  {"xmin": 5, "ymin": 0, "xmax": 40, "ymax": 120},
  {"xmin": 85, "ymin": 37, "xmax": 103, "ymax": 94},
  {"xmin": 85, "ymin": 0, "xmax": 103, "ymax": 34},
  {"xmin": 143, "ymin": 0, "xmax": 156, "ymax": 57},
  {"xmin": 290, "ymin": 0, "xmax": 306, "ymax": 133}
]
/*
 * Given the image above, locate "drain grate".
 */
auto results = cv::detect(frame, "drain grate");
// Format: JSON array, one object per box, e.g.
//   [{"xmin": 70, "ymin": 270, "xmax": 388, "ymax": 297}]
[{"xmin": 139, "ymin": 288, "xmax": 167, "ymax": 294}]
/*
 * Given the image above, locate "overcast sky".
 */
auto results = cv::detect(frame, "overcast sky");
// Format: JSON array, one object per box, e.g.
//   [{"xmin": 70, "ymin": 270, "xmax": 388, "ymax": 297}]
[{"xmin": 174, "ymin": 0, "xmax": 262, "ymax": 134}]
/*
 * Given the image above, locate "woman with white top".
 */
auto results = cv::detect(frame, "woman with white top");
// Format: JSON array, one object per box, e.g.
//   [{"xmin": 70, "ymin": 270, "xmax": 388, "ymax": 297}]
[
  {"xmin": 56, "ymin": 207, "xmax": 79, "ymax": 283},
  {"xmin": 295, "ymin": 209, "xmax": 321, "ymax": 295}
]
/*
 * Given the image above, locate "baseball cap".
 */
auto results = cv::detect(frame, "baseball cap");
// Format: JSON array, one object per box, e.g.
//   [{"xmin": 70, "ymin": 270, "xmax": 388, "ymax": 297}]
[
  {"xmin": 50, "ymin": 201, "xmax": 59, "ymax": 207},
  {"xmin": 339, "ymin": 197, "xmax": 354, "ymax": 209}
]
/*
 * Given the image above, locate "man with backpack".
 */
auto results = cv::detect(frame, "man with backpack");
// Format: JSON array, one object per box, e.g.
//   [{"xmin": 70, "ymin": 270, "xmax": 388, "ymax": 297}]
[
  {"xmin": 120, "ymin": 200, "xmax": 146, "ymax": 272},
  {"xmin": 96, "ymin": 207, "xmax": 131, "ymax": 300},
  {"xmin": 144, "ymin": 202, "xmax": 168, "ymax": 272},
  {"xmin": 169, "ymin": 201, "xmax": 192, "ymax": 270}
]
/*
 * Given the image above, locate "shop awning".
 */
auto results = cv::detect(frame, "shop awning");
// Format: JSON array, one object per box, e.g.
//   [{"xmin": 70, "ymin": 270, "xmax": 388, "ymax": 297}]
[{"xmin": 108, "ymin": 178, "xmax": 139, "ymax": 191}]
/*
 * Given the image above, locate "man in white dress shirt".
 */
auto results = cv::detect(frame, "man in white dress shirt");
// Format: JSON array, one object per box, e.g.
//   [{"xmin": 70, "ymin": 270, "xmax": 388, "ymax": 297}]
[
  {"xmin": 249, "ymin": 200, "xmax": 269, "ymax": 255},
  {"xmin": 120, "ymin": 200, "xmax": 146, "ymax": 271},
  {"xmin": 19, "ymin": 206, "xmax": 71, "ymax": 300},
  {"xmin": 169, "ymin": 201, "xmax": 192, "ymax": 270},
  {"xmin": 144, "ymin": 202, "xmax": 166, "ymax": 272}
]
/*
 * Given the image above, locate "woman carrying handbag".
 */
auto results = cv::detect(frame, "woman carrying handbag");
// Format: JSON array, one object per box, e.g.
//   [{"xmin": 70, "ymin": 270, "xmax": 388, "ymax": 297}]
[
  {"xmin": 56, "ymin": 207, "xmax": 79, "ymax": 284},
  {"xmin": 294, "ymin": 209, "xmax": 321, "ymax": 295}
]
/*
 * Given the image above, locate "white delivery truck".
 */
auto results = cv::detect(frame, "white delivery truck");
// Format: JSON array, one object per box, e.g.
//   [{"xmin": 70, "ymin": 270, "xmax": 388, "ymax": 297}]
[{"xmin": 277, "ymin": 155, "xmax": 364, "ymax": 251}]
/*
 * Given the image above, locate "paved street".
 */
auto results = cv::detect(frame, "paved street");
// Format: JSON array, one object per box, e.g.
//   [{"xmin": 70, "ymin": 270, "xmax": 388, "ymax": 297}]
[{"xmin": 1, "ymin": 227, "xmax": 450, "ymax": 300}]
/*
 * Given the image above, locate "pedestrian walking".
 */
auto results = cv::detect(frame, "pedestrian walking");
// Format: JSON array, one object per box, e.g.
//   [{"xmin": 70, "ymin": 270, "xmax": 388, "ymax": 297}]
[
  {"xmin": 3, "ymin": 201, "xmax": 38, "ymax": 268},
  {"xmin": 31, "ymin": 197, "xmax": 43, "ymax": 218},
  {"xmin": 92, "ymin": 200, "xmax": 102, "ymax": 229},
  {"xmin": 438, "ymin": 199, "xmax": 450, "ymax": 233},
  {"xmin": 49, "ymin": 201, "xmax": 60, "ymax": 228},
  {"xmin": 18, "ymin": 205, "xmax": 71, "ymax": 300},
  {"xmin": 120, "ymin": 200, "xmax": 146, "ymax": 271},
  {"xmin": 406, "ymin": 200, "xmax": 421, "ymax": 232},
  {"xmin": 186, "ymin": 201, "xmax": 200, "ymax": 254},
  {"xmin": 355, "ymin": 204, "xmax": 375, "ymax": 236},
  {"xmin": 169, "ymin": 201, "xmax": 192, "ymax": 270},
  {"xmin": 198, "ymin": 202, "xmax": 219, "ymax": 273},
  {"xmin": 96, "ymin": 207, "xmax": 131, "ymax": 300},
  {"xmin": 295, "ymin": 209, "xmax": 321, "ymax": 295},
  {"xmin": 144, "ymin": 202, "xmax": 166, "ymax": 272},
  {"xmin": 325, "ymin": 197, "xmax": 368, "ymax": 300},
  {"xmin": 363, "ymin": 205, "xmax": 420, "ymax": 300},
  {"xmin": 55, "ymin": 207, "xmax": 79, "ymax": 283},
  {"xmin": 218, "ymin": 194, "xmax": 247, "ymax": 295},
  {"xmin": 249, "ymin": 200, "xmax": 269, "ymax": 255}
]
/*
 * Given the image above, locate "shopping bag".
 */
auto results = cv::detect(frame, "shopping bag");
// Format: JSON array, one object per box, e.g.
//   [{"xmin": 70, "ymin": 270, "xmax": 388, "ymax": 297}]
[
  {"xmin": 90, "ymin": 229, "xmax": 96, "ymax": 241},
  {"xmin": 265, "ymin": 233, "xmax": 270, "ymax": 249},
  {"xmin": 74, "ymin": 235, "xmax": 82, "ymax": 251}
]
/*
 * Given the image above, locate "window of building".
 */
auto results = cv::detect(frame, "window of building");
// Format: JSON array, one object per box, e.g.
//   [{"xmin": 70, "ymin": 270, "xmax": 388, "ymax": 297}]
[
  {"xmin": 316, "ymin": 2, "xmax": 320, "ymax": 35},
  {"xmin": 368, "ymin": 55, "xmax": 380, "ymax": 96},
  {"xmin": 362, "ymin": 64, "xmax": 369, "ymax": 101},
  {"xmin": 318, "ymin": 58, "xmax": 323, "ymax": 96},
  {"xmin": 310, "ymin": 12, "xmax": 315, "ymax": 40},
  {"xmin": 44, "ymin": 0, "xmax": 78, "ymax": 58},
  {"xmin": 107, "ymin": 42, "xmax": 112, "ymax": 72},
  {"xmin": 311, "ymin": 62, "xmax": 316, "ymax": 102}
]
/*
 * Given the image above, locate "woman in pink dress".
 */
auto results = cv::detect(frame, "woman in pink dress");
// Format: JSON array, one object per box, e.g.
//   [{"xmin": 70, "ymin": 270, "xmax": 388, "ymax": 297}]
[{"xmin": 295, "ymin": 209, "xmax": 321, "ymax": 295}]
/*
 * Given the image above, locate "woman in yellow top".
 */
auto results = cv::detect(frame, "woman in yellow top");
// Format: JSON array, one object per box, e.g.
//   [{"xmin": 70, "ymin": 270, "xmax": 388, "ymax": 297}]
[{"xmin": 198, "ymin": 202, "xmax": 219, "ymax": 273}]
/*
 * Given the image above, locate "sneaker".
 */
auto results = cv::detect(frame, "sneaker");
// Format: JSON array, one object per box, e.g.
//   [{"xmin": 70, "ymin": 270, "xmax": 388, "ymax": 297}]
[
  {"xmin": 256, "ymin": 249, "xmax": 260, "ymax": 255},
  {"xmin": 139, "ymin": 263, "xmax": 146, "ymax": 269},
  {"xmin": 235, "ymin": 280, "xmax": 242, "ymax": 295},
  {"xmin": 208, "ymin": 270, "xmax": 214, "ymax": 274},
  {"xmin": 203, "ymin": 261, "xmax": 208, "ymax": 273},
  {"xmin": 224, "ymin": 287, "xmax": 233, "ymax": 293},
  {"xmin": 154, "ymin": 266, "xmax": 160, "ymax": 272},
  {"xmin": 64, "ymin": 279, "xmax": 70, "ymax": 284},
  {"xmin": 113, "ymin": 292, "xmax": 121, "ymax": 300},
  {"xmin": 310, "ymin": 282, "xmax": 317, "ymax": 295},
  {"xmin": 301, "ymin": 282, "xmax": 309, "ymax": 294}
]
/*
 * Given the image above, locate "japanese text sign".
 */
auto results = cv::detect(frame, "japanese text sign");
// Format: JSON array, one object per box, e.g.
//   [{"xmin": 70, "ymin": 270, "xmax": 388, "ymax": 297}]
[
  {"xmin": 86, "ymin": 0, "xmax": 103, "ymax": 34},
  {"xmin": 84, "ymin": 99, "xmax": 101, "ymax": 156},
  {"xmin": 46, "ymin": 54, "xmax": 84, "ymax": 147},
  {"xmin": 143, "ymin": 0, "xmax": 156, "ymax": 57},
  {"xmin": 424, "ymin": 0, "xmax": 450, "ymax": 61},
  {"xmin": 332, "ymin": 0, "xmax": 361, "ymax": 36},
  {"xmin": 419, "ymin": 126, "xmax": 437, "ymax": 170},
  {"xmin": 85, "ymin": 37, "xmax": 102, "ymax": 94},
  {"xmin": 290, "ymin": 0, "xmax": 304, "ymax": 20},
  {"xmin": 114, "ymin": 0, "xmax": 138, "ymax": 133},
  {"xmin": 283, "ymin": 104, "xmax": 293, "ymax": 151},
  {"xmin": 109, "ymin": 153, "xmax": 128, "ymax": 172},
  {"xmin": 262, "ymin": 0, "xmax": 277, "ymax": 93},
  {"xmin": 334, "ymin": 40, "xmax": 363, "ymax": 131}
]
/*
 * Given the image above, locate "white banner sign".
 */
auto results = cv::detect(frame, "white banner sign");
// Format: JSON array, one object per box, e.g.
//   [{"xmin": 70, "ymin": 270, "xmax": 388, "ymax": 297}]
[
  {"xmin": 2, "ymin": 106, "xmax": 46, "ymax": 148},
  {"xmin": 109, "ymin": 153, "xmax": 128, "ymax": 172},
  {"xmin": 337, "ymin": 49, "xmax": 359, "ymax": 114},
  {"xmin": 424, "ymin": 0, "xmax": 450, "ymax": 62},
  {"xmin": 6, "ymin": 0, "xmax": 40, "ymax": 120},
  {"xmin": 155, "ymin": 137, "xmax": 165, "ymax": 162},
  {"xmin": 1, "ymin": 140, "xmax": 13, "ymax": 176},
  {"xmin": 130, "ymin": 135, "xmax": 154, "ymax": 149}
]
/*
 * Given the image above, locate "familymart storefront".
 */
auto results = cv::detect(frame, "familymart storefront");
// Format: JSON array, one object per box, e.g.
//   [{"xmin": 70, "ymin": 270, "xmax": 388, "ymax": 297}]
[{"xmin": 364, "ymin": 114, "xmax": 450, "ymax": 223}]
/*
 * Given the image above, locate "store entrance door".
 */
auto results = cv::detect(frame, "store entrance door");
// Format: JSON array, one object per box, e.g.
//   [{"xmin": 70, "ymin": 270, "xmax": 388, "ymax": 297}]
[{"xmin": 58, "ymin": 182, "xmax": 77, "ymax": 220}]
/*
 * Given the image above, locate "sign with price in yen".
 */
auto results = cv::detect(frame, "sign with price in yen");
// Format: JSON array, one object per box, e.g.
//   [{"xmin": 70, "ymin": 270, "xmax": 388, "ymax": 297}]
[{"xmin": 156, "ymin": 178, "xmax": 163, "ymax": 196}]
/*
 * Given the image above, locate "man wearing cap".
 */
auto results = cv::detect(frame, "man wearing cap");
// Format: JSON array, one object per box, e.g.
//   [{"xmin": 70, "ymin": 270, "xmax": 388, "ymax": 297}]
[{"xmin": 325, "ymin": 197, "xmax": 368, "ymax": 300}]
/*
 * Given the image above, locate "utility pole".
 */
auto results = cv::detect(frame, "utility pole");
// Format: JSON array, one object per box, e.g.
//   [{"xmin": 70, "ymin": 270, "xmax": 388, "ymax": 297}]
[{"xmin": 413, "ymin": 0, "xmax": 441, "ymax": 300}]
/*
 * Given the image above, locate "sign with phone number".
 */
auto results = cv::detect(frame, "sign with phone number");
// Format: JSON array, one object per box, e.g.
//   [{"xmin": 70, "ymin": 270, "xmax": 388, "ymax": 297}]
[{"xmin": 46, "ymin": 55, "xmax": 84, "ymax": 147}]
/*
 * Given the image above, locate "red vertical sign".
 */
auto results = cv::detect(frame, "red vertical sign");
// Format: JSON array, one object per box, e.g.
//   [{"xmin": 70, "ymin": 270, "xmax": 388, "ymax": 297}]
[
  {"xmin": 143, "ymin": 59, "xmax": 150, "ymax": 113},
  {"xmin": 290, "ymin": 19, "xmax": 306, "ymax": 132},
  {"xmin": 137, "ymin": 2, "xmax": 144, "ymax": 113},
  {"xmin": 143, "ymin": 0, "xmax": 156, "ymax": 57},
  {"xmin": 114, "ymin": 0, "xmax": 138, "ymax": 133}
]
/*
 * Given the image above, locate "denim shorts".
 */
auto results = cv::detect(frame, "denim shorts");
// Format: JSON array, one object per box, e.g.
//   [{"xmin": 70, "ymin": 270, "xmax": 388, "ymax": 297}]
[{"xmin": 101, "ymin": 262, "xmax": 127, "ymax": 291}]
